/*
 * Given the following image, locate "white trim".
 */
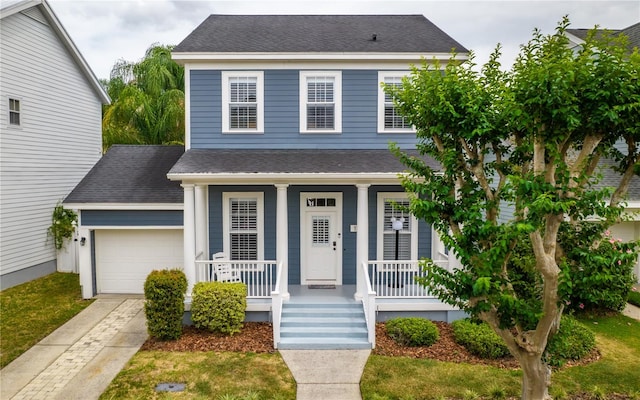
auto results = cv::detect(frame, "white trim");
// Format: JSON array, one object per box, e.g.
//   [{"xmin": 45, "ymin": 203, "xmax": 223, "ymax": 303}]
[
  {"xmin": 183, "ymin": 60, "xmax": 460, "ymax": 71},
  {"xmin": 173, "ymin": 52, "xmax": 467, "ymax": 62},
  {"xmin": 377, "ymin": 71, "xmax": 415, "ymax": 134},
  {"xmin": 221, "ymin": 71, "xmax": 264, "ymax": 133},
  {"xmin": 222, "ymin": 192, "xmax": 265, "ymax": 260},
  {"xmin": 376, "ymin": 193, "xmax": 418, "ymax": 260},
  {"xmin": 300, "ymin": 192, "xmax": 343, "ymax": 285},
  {"xmin": 169, "ymin": 172, "xmax": 410, "ymax": 186},
  {"xmin": 184, "ymin": 66, "xmax": 192, "ymax": 149},
  {"xmin": 63, "ymin": 203, "xmax": 184, "ymax": 210},
  {"xmin": 299, "ymin": 71, "xmax": 342, "ymax": 134},
  {"xmin": 79, "ymin": 225, "xmax": 184, "ymax": 230}
]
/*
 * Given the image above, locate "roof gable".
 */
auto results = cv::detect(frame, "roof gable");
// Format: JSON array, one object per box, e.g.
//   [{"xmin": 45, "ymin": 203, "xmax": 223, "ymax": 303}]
[
  {"xmin": 173, "ymin": 14, "xmax": 467, "ymax": 54},
  {"xmin": 1, "ymin": 0, "xmax": 109, "ymax": 104}
]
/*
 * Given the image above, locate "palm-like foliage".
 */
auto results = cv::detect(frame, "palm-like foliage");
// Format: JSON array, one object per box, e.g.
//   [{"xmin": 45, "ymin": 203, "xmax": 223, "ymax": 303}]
[{"xmin": 102, "ymin": 44, "xmax": 184, "ymax": 150}]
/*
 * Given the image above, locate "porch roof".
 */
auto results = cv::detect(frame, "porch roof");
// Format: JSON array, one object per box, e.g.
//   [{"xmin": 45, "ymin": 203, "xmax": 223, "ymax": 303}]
[{"xmin": 167, "ymin": 149, "xmax": 439, "ymax": 184}]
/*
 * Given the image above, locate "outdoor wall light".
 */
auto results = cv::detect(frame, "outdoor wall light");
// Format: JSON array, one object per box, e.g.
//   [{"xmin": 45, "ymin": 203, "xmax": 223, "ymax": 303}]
[{"xmin": 80, "ymin": 237, "xmax": 86, "ymax": 246}]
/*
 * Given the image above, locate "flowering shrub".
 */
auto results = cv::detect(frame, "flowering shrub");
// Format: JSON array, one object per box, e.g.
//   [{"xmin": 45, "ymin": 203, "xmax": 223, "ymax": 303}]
[{"xmin": 562, "ymin": 230, "xmax": 638, "ymax": 312}]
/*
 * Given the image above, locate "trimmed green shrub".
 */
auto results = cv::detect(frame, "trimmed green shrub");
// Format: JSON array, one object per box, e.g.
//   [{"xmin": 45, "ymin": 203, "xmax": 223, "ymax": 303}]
[
  {"xmin": 544, "ymin": 315, "xmax": 595, "ymax": 367},
  {"xmin": 451, "ymin": 319, "xmax": 510, "ymax": 359},
  {"xmin": 385, "ymin": 317, "xmax": 439, "ymax": 347},
  {"xmin": 144, "ymin": 269, "xmax": 187, "ymax": 340},
  {"xmin": 191, "ymin": 281, "xmax": 247, "ymax": 335}
]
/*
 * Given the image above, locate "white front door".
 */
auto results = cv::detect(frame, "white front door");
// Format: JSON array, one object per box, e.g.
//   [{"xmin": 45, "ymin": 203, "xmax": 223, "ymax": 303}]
[{"xmin": 300, "ymin": 193, "xmax": 342, "ymax": 285}]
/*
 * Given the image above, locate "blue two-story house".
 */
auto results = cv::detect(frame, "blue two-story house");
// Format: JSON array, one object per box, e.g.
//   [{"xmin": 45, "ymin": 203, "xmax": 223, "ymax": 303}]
[{"xmin": 65, "ymin": 14, "xmax": 469, "ymax": 349}]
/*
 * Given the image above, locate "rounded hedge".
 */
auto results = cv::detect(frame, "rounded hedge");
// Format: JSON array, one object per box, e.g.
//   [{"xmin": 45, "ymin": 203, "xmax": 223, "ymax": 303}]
[
  {"xmin": 545, "ymin": 315, "xmax": 595, "ymax": 367},
  {"xmin": 385, "ymin": 317, "xmax": 439, "ymax": 347},
  {"xmin": 451, "ymin": 319, "xmax": 510, "ymax": 359}
]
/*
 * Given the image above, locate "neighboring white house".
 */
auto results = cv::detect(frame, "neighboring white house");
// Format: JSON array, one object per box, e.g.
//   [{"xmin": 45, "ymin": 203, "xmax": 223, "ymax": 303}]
[{"xmin": 0, "ymin": 0, "xmax": 109, "ymax": 289}]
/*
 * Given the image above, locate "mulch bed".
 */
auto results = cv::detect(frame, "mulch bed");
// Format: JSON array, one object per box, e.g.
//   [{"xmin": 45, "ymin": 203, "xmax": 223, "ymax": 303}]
[{"xmin": 140, "ymin": 321, "xmax": 599, "ymax": 371}]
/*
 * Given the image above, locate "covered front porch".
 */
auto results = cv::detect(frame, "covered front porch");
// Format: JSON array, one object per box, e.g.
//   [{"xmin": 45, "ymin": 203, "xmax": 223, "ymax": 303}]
[{"xmin": 170, "ymin": 149, "xmax": 461, "ymax": 348}]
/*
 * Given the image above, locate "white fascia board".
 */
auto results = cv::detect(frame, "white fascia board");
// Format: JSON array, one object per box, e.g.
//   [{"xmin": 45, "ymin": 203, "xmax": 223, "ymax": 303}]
[
  {"xmin": 63, "ymin": 203, "xmax": 184, "ymax": 210},
  {"xmin": 0, "ymin": 0, "xmax": 40, "ymax": 18},
  {"xmin": 173, "ymin": 52, "xmax": 467, "ymax": 62},
  {"xmin": 40, "ymin": 1, "xmax": 110, "ymax": 104},
  {"xmin": 167, "ymin": 172, "xmax": 408, "ymax": 186}
]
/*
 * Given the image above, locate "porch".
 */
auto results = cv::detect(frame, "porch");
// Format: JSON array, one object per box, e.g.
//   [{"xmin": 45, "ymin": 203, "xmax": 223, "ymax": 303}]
[{"xmin": 192, "ymin": 257, "xmax": 462, "ymax": 349}]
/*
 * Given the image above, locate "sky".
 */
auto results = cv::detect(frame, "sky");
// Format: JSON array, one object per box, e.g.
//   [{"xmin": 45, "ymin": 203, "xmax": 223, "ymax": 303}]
[{"xmin": 46, "ymin": 0, "xmax": 640, "ymax": 81}]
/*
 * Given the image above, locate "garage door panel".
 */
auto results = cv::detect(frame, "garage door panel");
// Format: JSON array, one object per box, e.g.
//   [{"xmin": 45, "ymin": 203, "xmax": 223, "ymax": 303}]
[{"xmin": 96, "ymin": 229, "xmax": 184, "ymax": 294}]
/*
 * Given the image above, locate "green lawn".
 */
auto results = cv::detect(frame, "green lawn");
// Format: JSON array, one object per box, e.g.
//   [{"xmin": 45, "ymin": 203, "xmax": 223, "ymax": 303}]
[
  {"xmin": 100, "ymin": 351, "xmax": 296, "ymax": 400},
  {"xmin": 0, "ymin": 272, "xmax": 93, "ymax": 368},
  {"xmin": 361, "ymin": 314, "xmax": 640, "ymax": 400}
]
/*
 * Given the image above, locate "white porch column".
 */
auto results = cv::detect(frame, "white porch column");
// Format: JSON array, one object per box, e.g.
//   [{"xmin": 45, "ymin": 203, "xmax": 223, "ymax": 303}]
[
  {"xmin": 275, "ymin": 184, "xmax": 290, "ymax": 299},
  {"xmin": 195, "ymin": 184, "xmax": 208, "ymax": 260},
  {"xmin": 182, "ymin": 184, "xmax": 196, "ymax": 297},
  {"xmin": 355, "ymin": 184, "xmax": 370, "ymax": 300}
]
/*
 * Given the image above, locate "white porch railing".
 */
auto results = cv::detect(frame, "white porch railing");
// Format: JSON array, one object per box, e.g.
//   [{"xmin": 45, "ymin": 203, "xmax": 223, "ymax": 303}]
[
  {"xmin": 271, "ymin": 261, "xmax": 285, "ymax": 349},
  {"xmin": 358, "ymin": 261, "xmax": 377, "ymax": 348},
  {"xmin": 367, "ymin": 259, "xmax": 449, "ymax": 298},
  {"xmin": 195, "ymin": 259, "xmax": 278, "ymax": 298}
]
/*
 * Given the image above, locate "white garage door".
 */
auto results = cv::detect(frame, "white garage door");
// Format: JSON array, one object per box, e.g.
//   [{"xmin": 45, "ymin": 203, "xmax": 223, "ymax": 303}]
[{"xmin": 95, "ymin": 229, "xmax": 184, "ymax": 294}]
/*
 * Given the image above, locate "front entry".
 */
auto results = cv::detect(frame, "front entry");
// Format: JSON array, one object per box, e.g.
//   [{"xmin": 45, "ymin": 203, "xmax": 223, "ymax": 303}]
[{"xmin": 300, "ymin": 193, "xmax": 342, "ymax": 285}]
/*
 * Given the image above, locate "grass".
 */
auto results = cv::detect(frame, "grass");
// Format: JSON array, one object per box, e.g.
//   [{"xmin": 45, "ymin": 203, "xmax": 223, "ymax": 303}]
[
  {"xmin": 0, "ymin": 272, "xmax": 93, "ymax": 368},
  {"xmin": 628, "ymin": 288, "xmax": 640, "ymax": 307},
  {"xmin": 100, "ymin": 351, "xmax": 296, "ymax": 400},
  {"xmin": 361, "ymin": 314, "xmax": 640, "ymax": 400}
]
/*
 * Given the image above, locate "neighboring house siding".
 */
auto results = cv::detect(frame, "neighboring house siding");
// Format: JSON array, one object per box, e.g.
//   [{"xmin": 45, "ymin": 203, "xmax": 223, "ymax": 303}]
[
  {"xmin": 0, "ymin": 8, "xmax": 103, "ymax": 281},
  {"xmin": 81, "ymin": 210, "xmax": 184, "ymax": 226},
  {"xmin": 190, "ymin": 69, "xmax": 418, "ymax": 150}
]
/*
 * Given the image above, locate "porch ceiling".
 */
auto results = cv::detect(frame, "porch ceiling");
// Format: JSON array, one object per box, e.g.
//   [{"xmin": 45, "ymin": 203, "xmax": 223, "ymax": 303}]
[{"xmin": 167, "ymin": 149, "xmax": 438, "ymax": 184}]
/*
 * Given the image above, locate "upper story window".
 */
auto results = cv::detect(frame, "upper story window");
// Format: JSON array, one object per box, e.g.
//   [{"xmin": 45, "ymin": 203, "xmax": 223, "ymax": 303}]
[
  {"xmin": 378, "ymin": 72, "xmax": 414, "ymax": 133},
  {"xmin": 222, "ymin": 72, "xmax": 264, "ymax": 133},
  {"xmin": 377, "ymin": 193, "xmax": 418, "ymax": 260},
  {"xmin": 300, "ymin": 71, "xmax": 342, "ymax": 133},
  {"xmin": 9, "ymin": 98, "xmax": 20, "ymax": 126}
]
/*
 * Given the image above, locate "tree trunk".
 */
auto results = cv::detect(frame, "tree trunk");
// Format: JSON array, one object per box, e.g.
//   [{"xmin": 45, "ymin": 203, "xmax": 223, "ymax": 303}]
[{"xmin": 520, "ymin": 353, "xmax": 552, "ymax": 400}]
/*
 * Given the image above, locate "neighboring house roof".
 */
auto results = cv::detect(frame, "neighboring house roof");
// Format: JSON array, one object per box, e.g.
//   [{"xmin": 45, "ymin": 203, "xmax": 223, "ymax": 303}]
[
  {"xmin": 64, "ymin": 146, "xmax": 184, "ymax": 204},
  {"xmin": 168, "ymin": 149, "xmax": 438, "ymax": 177},
  {"xmin": 566, "ymin": 21, "xmax": 640, "ymax": 51},
  {"xmin": 173, "ymin": 14, "xmax": 467, "ymax": 54},
  {"xmin": 597, "ymin": 160, "xmax": 640, "ymax": 202},
  {"xmin": 0, "ymin": 0, "xmax": 110, "ymax": 104}
]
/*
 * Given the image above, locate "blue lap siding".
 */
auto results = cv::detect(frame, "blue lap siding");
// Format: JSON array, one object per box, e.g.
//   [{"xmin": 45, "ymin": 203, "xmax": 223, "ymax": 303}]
[{"xmin": 81, "ymin": 210, "xmax": 183, "ymax": 226}]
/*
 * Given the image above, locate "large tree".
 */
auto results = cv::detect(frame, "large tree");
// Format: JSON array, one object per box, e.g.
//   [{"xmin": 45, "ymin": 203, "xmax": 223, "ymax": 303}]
[
  {"xmin": 389, "ymin": 18, "xmax": 639, "ymax": 399},
  {"xmin": 102, "ymin": 44, "xmax": 184, "ymax": 150}
]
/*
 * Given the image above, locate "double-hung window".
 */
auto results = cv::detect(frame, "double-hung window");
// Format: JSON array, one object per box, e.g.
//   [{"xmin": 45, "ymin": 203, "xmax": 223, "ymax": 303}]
[
  {"xmin": 378, "ymin": 72, "xmax": 413, "ymax": 133},
  {"xmin": 223, "ymin": 193, "xmax": 264, "ymax": 260},
  {"xmin": 222, "ymin": 72, "xmax": 264, "ymax": 133},
  {"xmin": 377, "ymin": 193, "xmax": 418, "ymax": 260},
  {"xmin": 9, "ymin": 98, "xmax": 20, "ymax": 126},
  {"xmin": 300, "ymin": 71, "xmax": 341, "ymax": 133}
]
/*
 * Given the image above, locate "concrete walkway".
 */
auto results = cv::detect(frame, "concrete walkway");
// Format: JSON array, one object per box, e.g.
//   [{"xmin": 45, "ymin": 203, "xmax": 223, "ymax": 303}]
[
  {"xmin": 622, "ymin": 302, "xmax": 640, "ymax": 320},
  {"xmin": 280, "ymin": 350, "xmax": 371, "ymax": 400},
  {"xmin": 1, "ymin": 296, "xmax": 147, "ymax": 400}
]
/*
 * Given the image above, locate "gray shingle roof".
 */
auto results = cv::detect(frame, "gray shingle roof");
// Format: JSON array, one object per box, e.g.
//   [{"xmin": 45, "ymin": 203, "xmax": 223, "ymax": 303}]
[
  {"xmin": 64, "ymin": 145, "xmax": 184, "ymax": 204},
  {"xmin": 567, "ymin": 20, "xmax": 639, "ymax": 50},
  {"xmin": 168, "ymin": 149, "xmax": 439, "ymax": 175},
  {"xmin": 596, "ymin": 159, "xmax": 640, "ymax": 201},
  {"xmin": 173, "ymin": 15, "xmax": 467, "ymax": 54}
]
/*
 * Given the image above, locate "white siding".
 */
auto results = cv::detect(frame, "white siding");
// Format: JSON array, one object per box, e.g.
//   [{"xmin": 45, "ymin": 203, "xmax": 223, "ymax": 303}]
[{"xmin": 0, "ymin": 7, "xmax": 103, "ymax": 276}]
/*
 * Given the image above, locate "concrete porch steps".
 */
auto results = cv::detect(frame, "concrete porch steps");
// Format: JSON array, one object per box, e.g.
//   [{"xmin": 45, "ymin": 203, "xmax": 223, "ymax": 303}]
[{"xmin": 278, "ymin": 301, "xmax": 371, "ymax": 350}]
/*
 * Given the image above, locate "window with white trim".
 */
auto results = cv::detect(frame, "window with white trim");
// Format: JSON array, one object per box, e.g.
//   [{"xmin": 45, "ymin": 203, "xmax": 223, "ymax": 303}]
[
  {"xmin": 300, "ymin": 71, "xmax": 341, "ymax": 133},
  {"xmin": 378, "ymin": 72, "xmax": 414, "ymax": 133},
  {"xmin": 9, "ymin": 98, "xmax": 20, "ymax": 126},
  {"xmin": 223, "ymin": 193, "xmax": 264, "ymax": 260},
  {"xmin": 222, "ymin": 72, "xmax": 264, "ymax": 133},
  {"xmin": 377, "ymin": 193, "xmax": 418, "ymax": 260}
]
